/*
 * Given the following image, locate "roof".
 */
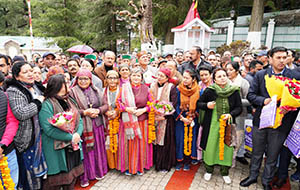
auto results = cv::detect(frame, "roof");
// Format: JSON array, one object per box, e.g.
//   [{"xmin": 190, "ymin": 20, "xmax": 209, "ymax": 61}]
[
  {"xmin": 172, "ymin": 18, "xmax": 214, "ymax": 32},
  {"xmin": 0, "ymin": 36, "xmax": 60, "ymax": 51},
  {"xmin": 171, "ymin": 1, "xmax": 213, "ymax": 32},
  {"xmin": 172, "ymin": 1, "xmax": 200, "ymax": 30}
]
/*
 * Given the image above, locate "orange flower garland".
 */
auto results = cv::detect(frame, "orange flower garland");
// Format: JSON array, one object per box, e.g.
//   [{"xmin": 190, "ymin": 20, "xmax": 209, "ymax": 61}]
[
  {"xmin": 184, "ymin": 116, "xmax": 193, "ymax": 156},
  {"xmin": 108, "ymin": 109, "xmax": 120, "ymax": 153},
  {"xmin": 147, "ymin": 101, "xmax": 156, "ymax": 144},
  {"xmin": 0, "ymin": 156, "xmax": 15, "ymax": 190},
  {"xmin": 219, "ymin": 114, "xmax": 232, "ymax": 160}
]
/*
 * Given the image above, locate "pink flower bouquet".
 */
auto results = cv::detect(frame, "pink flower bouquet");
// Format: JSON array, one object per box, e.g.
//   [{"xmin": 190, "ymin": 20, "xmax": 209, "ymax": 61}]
[
  {"xmin": 48, "ymin": 109, "xmax": 79, "ymax": 150},
  {"xmin": 153, "ymin": 101, "xmax": 175, "ymax": 116}
]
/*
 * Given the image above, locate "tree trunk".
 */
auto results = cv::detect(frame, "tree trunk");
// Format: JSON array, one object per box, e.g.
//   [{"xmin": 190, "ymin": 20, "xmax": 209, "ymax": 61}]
[
  {"xmin": 247, "ymin": 0, "xmax": 264, "ymax": 49},
  {"xmin": 111, "ymin": 15, "xmax": 117, "ymax": 53},
  {"xmin": 164, "ymin": 17, "xmax": 177, "ymax": 44},
  {"xmin": 249, "ymin": 0, "xmax": 264, "ymax": 32},
  {"xmin": 140, "ymin": 0, "xmax": 153, "ymax": 44}
]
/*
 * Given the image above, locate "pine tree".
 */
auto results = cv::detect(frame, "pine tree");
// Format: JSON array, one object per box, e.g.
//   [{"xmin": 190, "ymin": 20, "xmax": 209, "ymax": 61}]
[
  {"xmin": 84, "ymin": 0, "xmax": 128, "ymax": 52},
  {"xmin": 0, "ymin": 0, "xmax": 29, "ymax": 35},
  {"xmin": 32, "ymin": 0, "xmax": 85, "ymax": 51}
]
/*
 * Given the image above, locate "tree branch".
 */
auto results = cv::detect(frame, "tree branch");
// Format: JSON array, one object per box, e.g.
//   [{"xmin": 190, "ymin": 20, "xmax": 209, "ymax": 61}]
[{"xmin": 152, "ymin": 3, "xmax": 163, "ymax": 9}]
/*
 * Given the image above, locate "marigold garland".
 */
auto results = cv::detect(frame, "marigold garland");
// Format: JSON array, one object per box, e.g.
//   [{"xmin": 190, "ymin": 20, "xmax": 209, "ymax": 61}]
[
  {"xmin": 108, "ymin": 109, "xmax": 120, "ymax": 153},
  {"xmin": 147, "ymin": 101, "xmax": 156, "ymax": 144},
  {"xmin": 0, "ymin": 156, "xmax": 15, "ymax": 190},
  {"xmin": 219, "ymin": 114, "xmax": 232, "ymax": 160},
  {"xmin": 184, "ymin": 116, "xmax": 193, "ymax": 156}
]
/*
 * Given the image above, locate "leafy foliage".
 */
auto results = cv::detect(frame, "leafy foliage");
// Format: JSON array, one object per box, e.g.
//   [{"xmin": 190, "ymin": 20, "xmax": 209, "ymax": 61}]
[
  {"xmin": 31, "ymin": 0, "xmax": 84, "ymax": 51},
  {"xmin": 1, "ymin": 0, "xmax": 300, "ymax": 51},
  {"xmin": 216, "ymin": 40, "xmax": 250, "ymax": 56},
  {"xmin": 0, "ymin": 0, "xmax": 29, "ymax": 35},
  {"xmin": 83, "ymin": 0, "xmax": 129, "ymax": 52}
]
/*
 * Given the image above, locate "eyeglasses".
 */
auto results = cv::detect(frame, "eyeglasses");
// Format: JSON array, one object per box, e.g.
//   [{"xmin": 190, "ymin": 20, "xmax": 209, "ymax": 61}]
[
  {"xmin": 78, "ymin": 77, "xmax": 90, "ymax": 81},
  {"xmin": 107, "ymin": 77, "xmax": 118, "ymax": 80}
]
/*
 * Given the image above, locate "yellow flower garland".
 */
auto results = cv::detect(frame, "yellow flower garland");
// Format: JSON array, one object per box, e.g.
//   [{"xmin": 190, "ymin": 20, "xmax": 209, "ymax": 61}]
[
  {"xmin": 219, "ymin": 114, "xmax": 232, "ymax": 160},
  {"xmin": 147, "ymin": 101, "xmax": 156, "ymax": 144},
  {"xmin": 184, "ymin": 117, "xmax": 193, "ymax": 156},
  {"xmin": 108, "ymin": 109, "xmax": 120, "ymax": 153},
  {"xmin": 0, "ymin": 156, "xmax": 15, "ymax": 190}
]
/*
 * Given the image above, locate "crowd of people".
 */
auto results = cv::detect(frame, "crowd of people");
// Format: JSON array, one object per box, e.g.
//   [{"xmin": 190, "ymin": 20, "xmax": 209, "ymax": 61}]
[{"xmin": 0, "ymin": 45, "xmax": 300, "ymax": 190}]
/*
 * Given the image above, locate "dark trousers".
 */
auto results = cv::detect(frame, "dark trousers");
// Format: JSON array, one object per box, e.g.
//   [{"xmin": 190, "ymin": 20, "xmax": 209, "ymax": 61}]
[
  {"xmin": 16, "ymin": 151, "xmax": 30, "ymax": 190},
  {"xmin": 278, "ymin": 146, "xmax": 300, "ymax": 179},
  {"xmin": 278, "ymin": 146, "xmax": 292, "ymax": 179},
  {"xmin": 249, "ymin": 126, "xmax": 286, "ymax": 186},
  {"xmin": 204, "ymin": 163, "xmax": 230, "ymax": 176}
]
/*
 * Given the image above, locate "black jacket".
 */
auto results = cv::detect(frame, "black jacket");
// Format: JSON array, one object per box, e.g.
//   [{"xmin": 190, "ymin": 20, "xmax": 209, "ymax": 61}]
[
  {"xmin": 197, "ymin": 88, "xmax": 242, "ymax": 150},
  {"xmin": 178, "ymin": 58, "xmax": 211, "ymax": 81}
]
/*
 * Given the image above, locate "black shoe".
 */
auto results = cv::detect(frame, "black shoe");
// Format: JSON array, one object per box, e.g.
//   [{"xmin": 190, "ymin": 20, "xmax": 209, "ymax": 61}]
[
  {"xmin": 263, "ymin": 184, "xmax": 272, "ymax": 190},
  {"xmin": 240, "ymin": 177, "xmax": 257, "ymax": 187},
  {"xmin": 244, "ymin": 152, "xmax": 252, "ymax": 158},
  {"xmin": 236, "ymin": 156, "xmax": 249, "ymax": 165},
  {"xmin": 272, "ymin": 178, "xmax": 286, "ymax": 189}
]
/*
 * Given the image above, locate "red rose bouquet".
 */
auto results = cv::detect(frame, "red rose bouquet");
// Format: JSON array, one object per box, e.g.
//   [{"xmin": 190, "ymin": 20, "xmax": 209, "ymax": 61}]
[
  {"xmin": 265, "ymin": 75, "xmax": 300, "ymax": 128},
  {"xmin": 280, "ymin": 79, "xmax": 300, "ymax": 112}
]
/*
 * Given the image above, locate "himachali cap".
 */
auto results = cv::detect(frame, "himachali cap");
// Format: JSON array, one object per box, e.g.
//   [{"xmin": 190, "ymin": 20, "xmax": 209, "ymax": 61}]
[
  {"xmin": 162, "ymin": 53, "xmax": 173, "ymax": 58},
  {"xmin": 150, "ymin": 58, "xmax": 155, "ymax": 63},
  {"xmin": 257, "ymin": 50, "xmax": 268, "ymax": 57},
  {"xmin": 42, "ymin": 52, "xmax": 56, "ymax": 59},
  {"xmin": 122, "ymin": 54, "xmax": 131, "ymax": 60},
  {"xmin": 84, "ymin": 54, "xmax": 97, "ymax": 60},
  {"xmin": 137, "ymin": 51, "xmax": 148, "ymax": 59}
]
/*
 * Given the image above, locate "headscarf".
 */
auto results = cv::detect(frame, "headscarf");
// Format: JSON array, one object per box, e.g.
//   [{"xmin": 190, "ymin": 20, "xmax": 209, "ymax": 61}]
[
  {"xmin": 72, "ymin": 68, "xmax": 92, "ymax": 87},
  {"xmin": 159, "ymin": 68, "xmax": 171, "ymax": 79}
]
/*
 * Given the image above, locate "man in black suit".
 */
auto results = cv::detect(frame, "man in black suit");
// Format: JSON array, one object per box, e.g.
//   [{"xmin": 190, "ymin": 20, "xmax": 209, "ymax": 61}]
[
  {"xmin": 240, "ymin": 47, "xmax": 300, "ymax": 190},
  {"xmin": 178, "ymin": 46, "xmax": 211, "ymax": 81}
]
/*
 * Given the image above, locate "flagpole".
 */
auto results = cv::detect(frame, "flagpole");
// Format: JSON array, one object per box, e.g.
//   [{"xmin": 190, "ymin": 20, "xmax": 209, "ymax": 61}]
[
  {"xmin": 193, "ymin": 0, "xmax": 198, "ymax": 18},
  {"xmin": 27, "ymin": 0, "xmax": 34, "ymax": 54}
]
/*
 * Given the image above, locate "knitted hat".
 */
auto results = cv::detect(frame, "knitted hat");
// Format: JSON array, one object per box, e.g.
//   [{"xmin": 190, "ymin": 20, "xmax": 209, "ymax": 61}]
[
  {"xmin": 159, "ymin": 68, "xmax": 171, "ymax": 78},
  {"xmin": 76, "ymin": 68, "xmax": 92, "ymax": 79}
]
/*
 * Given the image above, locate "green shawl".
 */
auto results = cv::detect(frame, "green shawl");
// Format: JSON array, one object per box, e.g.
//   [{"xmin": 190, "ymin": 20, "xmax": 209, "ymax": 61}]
[{"xmin": 208, "ymin": 83, "xmax": 240, "ymax": 120}]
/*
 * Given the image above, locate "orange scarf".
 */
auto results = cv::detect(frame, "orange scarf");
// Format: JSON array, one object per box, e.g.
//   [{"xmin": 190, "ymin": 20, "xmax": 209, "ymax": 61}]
[{"xmin": 178, "ymin": 81, "xmax": 200, "ymax": 117}]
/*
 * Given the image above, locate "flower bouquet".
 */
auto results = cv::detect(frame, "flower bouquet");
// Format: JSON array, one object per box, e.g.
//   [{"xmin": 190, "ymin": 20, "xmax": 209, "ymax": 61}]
[
  {"xmin": 153, "ymin": 100, "xmax": 175, "ymax": 116},
  {"xmin": 280, "ymin": 80, "xmax": 300, "ymax": 111},
  {"xmin": 264, "ymin": 75, "xmax": 287, "ymax": 101},
  {"xmin": 264, "ymin": 75, "xmax": 300, "ymax": 129},
  {"xmin": 48, "ymin": 109, "xmax": 79, "ymax": 150}
]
